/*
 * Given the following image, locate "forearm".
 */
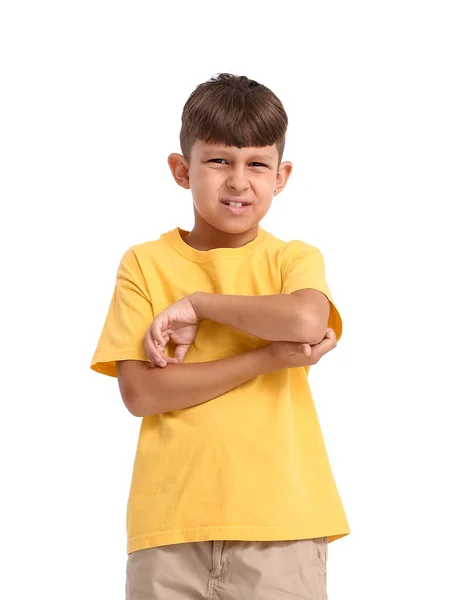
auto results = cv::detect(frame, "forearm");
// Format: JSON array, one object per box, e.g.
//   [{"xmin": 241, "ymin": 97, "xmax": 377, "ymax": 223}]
[
  {"xmin": 136, "ymin": 345, "xmax": 279, "ymax": 417},
  {"xmin": 192, "ymin": 291, "xmax": 317, "ymax": 343}
]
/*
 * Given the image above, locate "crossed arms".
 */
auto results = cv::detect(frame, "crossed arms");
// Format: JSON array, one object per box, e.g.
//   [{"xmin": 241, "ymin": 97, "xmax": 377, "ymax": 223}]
[{"xmin": 117, "ymin": 289, "xmax": 334, "ymax": 417}]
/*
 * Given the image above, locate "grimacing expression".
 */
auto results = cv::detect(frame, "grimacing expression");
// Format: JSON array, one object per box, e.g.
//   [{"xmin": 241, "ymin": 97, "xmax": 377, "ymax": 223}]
[{"xmin": 184, "ymin": 140, "xmax": 289, "ymax": 234}]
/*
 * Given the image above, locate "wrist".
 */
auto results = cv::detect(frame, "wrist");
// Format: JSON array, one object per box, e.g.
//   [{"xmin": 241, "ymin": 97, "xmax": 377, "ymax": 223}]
[
  {"xmin": 255, "ymin": 343, "xmax": 282, "ymax": 374},
  {"xmin": 190, "ymin": 291, "xmax": 209, "ymax": 321}
]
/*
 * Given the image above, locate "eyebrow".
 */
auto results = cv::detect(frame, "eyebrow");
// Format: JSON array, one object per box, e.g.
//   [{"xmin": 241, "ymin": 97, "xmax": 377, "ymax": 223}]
[{"xmin": 202, "ymin": 151, "xmax": 275, "ymax": 161}]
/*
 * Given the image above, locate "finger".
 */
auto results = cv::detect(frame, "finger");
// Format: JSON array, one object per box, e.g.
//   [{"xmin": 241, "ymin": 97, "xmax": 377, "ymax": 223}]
[
  {"xmin": 152, "ymin": 346, "xmax": 166, "ymax": 367},
  {"xmin": 148, "ymin": 325, "xmax": 168, "ymax": 362},
  {"xmin": 155, "ymin": 340, "xmax": 179, "ymax": 366},
  {"xmin": 300, "ymin": 343, "xmax": 312, "ymax": 356},
  {"xmin": 155, "ymin": 342, "xmax": 180, "ymax": 367},
  {"xmin": 144, "ymin": 330, "xmax": 160, "ymax": 364},
  {"xmin": 325, "ymin": 328, "xmax": 336, "ymax": 343},
  {"xmin": 161, "ymin": 353, "xmax": 178, "ymax": 365},
  {"xmin": 174, "ymin": 344, "xmax": 190, "ymax": 364},
  {"xmin": 151, "ymin": 318, "xmax": 167, "ymax": 347},
  {"xmin": 155, "ymin": 330, "xmax": 170, "ymax": 348},
  {"xmin": 314, "ymin": 336, "xmax": 337, "ymax": 356},
  {"xmin": 145, "ymin": 332, "xmax": 169, "ymax": 367}
]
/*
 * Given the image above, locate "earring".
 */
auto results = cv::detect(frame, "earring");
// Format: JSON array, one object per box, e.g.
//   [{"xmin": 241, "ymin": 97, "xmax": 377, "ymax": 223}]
[{"xmin": 273, "ymin": 189, "xmax": 276, "ymax": 195}]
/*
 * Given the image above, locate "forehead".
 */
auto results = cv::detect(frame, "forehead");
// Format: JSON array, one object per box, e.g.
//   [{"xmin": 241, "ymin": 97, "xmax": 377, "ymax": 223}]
[{"xmin": 193, "ymin": 139, "xmax": 277, "ymax": 161}]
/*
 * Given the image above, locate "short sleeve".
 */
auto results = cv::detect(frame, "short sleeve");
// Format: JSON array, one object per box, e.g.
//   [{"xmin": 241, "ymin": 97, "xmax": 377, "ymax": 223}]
[
  {"xmin": 280, "ymin": 240, "xmax": 343, "ymax": 341},
  {"xmin": 90, "ymin": 247, "xmax": 154, "ymax": 378}
]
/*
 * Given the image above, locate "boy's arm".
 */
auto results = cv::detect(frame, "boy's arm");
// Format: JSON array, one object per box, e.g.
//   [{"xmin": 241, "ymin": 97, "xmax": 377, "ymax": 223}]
[
  {"xmin": 191, "ymin": 289, "xmax": 329, "ymax": 345},
  {"xmin": 117, "ymin": 344, "xmax": 278, "ymax": 417}
]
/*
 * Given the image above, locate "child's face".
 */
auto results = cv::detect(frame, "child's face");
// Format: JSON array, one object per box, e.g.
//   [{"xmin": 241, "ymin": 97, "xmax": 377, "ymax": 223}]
[{"xmin": 168, "ymin": 139, "xmax": 292, "ymax": 235}]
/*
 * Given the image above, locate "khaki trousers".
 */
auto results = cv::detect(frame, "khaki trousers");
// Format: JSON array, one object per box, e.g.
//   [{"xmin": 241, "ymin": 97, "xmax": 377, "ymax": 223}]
[{"xmin": 126, "ymin": 537, "xmax": 328, "ymax": 600}]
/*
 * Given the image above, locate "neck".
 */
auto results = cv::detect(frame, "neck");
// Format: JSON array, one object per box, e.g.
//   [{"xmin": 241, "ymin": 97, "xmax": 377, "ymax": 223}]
[{"xmin": 183, "ymin": 214, "xmax": 259, "ymax": 251}]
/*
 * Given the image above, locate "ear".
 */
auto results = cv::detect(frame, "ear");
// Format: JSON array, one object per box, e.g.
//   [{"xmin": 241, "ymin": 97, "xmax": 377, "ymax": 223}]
[
  {"xmin": 167, "ymin": 153, "xmax": 191, "ymax": 190},
  {"xmin": 274, "ymin": 161, "xmax": 293, "ymax": 195}
]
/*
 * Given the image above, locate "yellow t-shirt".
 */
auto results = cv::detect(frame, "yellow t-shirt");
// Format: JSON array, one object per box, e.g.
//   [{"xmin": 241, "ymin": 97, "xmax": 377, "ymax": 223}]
[{"xmin": 91, "ymin": 226, "xmax": 350, "ymax": 554}]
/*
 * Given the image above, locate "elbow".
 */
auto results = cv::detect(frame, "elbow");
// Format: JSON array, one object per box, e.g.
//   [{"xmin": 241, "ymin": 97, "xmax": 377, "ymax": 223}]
[
  {"xmin": 121, "ymin": 388, "xmax": 145, "ymax": 417},
  {"xmin": 128, "ymin": 398, "xmax": 144, "ymax": 418},
  {"xmin": 125, "ymin": 392, "xmax": 157, "ymax": 418},
  {"xmin": 117, "ymin": 376, "xmax": 154, "ymax": 418},
  {"xmin": 127, "ymin": 389, "xmax": 163, "ymax": 418},
  {"xmin": 117, "ymin": 360, "xmax": 163, "ymax": 418},
  {"xmin": 295, "ymin": 309, "xmax": 327, "ymax": 345}
]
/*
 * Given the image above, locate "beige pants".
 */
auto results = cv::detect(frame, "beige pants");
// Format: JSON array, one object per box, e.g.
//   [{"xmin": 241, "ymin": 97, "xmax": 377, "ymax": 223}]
[{"xmin": 126, "ymin": 537, "xmax": 328, "ymax": 600}]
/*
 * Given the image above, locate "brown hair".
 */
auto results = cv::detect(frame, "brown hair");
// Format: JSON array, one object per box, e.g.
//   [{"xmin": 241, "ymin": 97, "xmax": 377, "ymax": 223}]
[{"xmin": 179, "ymin": 73, "xmax": 288, "ymax": 169}]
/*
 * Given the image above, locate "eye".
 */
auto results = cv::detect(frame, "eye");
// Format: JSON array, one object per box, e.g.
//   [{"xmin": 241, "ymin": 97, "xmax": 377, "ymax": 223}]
[{"xmin": 208, "ymin": 159, "xmax": 267, "ymax": 167}]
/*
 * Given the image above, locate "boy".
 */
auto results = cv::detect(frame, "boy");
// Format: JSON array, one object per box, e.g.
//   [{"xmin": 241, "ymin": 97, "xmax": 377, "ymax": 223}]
[{"xmin": 91, "ymin": 73, "xmax": 350, "ymax": 600}]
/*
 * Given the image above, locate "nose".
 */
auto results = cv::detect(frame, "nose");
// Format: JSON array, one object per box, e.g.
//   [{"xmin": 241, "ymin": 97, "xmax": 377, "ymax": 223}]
[{"xmin": 227, "ymin": 165, "xmax": 250, "ymax": 192}]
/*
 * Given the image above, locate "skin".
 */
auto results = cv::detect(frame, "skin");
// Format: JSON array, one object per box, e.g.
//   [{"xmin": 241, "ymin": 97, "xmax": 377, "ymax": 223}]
[
  {"xmin": 140, "ymin": 140, "xmax": 332, "ymax": 369},
  {"xmin": 167, "ymin": 139, "xmax": 293, "ymax": 250},
  {"xmin": 117, "ymin": 139, "xmax": 338, "ymax": 415}
]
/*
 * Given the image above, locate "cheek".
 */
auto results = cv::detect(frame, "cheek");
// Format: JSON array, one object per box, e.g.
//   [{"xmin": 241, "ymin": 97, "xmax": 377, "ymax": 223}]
[
  {"xmin": 193, "ymin": 172, "xmax": 222, "ymax": 194},
  {"xmin": 258, "ymin": 198, "xmax": 273, "ymax": 214}
]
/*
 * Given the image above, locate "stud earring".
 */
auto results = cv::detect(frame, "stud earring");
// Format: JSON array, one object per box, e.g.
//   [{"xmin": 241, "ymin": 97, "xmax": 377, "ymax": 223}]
[{"xmin": 273, "ymin": 189, "xmax": 276, "ymax": 195}]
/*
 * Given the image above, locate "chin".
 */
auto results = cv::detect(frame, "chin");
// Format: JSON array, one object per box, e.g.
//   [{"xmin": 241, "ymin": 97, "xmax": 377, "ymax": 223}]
[{"xmin": 213, "ymin": 220, "xmax": 256, "ymax": 235}]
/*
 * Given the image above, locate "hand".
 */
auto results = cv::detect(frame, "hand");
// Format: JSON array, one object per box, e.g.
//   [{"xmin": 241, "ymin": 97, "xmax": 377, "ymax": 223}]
[
  {"xmin": 265, "ymin": 328, "xmax": 337, "ymax": 370},
  {"xmin": 144, "ymin": 295, "xmax": 202, "ymax": 367}
]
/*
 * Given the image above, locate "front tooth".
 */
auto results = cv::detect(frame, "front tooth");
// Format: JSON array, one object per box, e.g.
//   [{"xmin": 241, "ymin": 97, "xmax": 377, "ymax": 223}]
[{"xmin": 229, "ymin": 202, "xmax": 243, "ymax": 207}]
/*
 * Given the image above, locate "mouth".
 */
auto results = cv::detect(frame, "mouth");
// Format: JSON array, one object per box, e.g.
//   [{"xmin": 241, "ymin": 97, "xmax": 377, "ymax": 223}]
[
  {"xmin": 220, "ymin": 199, "xmax": 252, "ymax": 215},
  {"xmin": 220, "ymin": 199, "xmax": 252, "ymax": 207}
]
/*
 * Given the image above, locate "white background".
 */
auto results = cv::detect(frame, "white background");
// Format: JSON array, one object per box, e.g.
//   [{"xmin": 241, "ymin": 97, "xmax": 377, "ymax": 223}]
[{"xmin": 1, "ymin": 1, "xmax": 465, "ymax": 598}]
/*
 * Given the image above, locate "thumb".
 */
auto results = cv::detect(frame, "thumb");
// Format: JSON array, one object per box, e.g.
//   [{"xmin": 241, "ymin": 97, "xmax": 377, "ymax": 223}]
[{"xmin": 174, "ymin": 343, "xmax": 191, "ymax": 364}]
